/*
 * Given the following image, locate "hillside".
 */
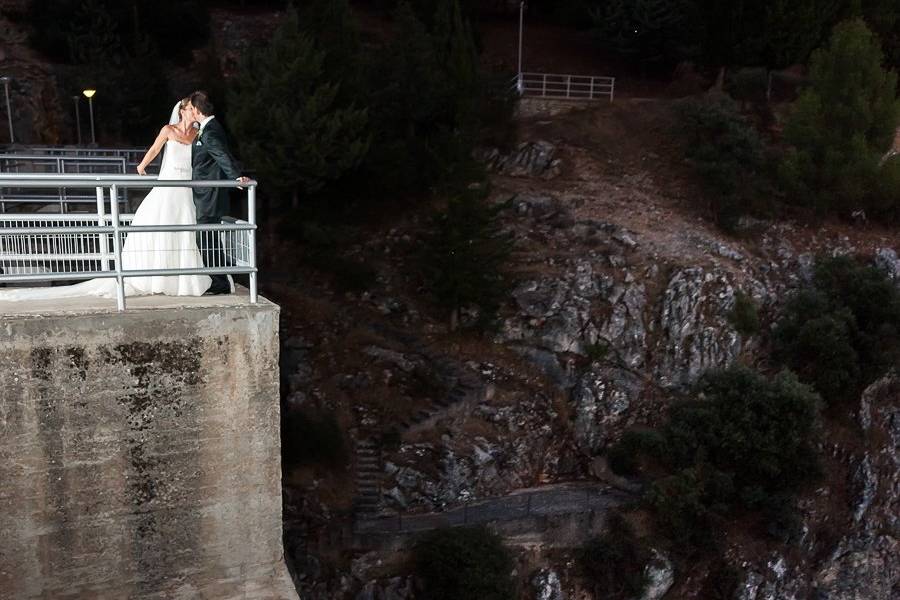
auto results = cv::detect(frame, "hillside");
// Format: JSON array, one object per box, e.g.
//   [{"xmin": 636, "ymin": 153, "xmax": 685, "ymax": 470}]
[{"xmin": 268, "ymin": 98, "xmax": 900, "ymax": 599}]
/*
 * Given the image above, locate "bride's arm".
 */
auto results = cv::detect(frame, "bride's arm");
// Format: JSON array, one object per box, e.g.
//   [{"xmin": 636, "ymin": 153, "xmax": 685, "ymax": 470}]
[{"xmin": 136, "ymin": 126, "xmax": 171, "ymax": 175}]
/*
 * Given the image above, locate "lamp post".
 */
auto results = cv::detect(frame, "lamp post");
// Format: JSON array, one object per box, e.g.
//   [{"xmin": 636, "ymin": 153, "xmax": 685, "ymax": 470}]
[
  {"xmin": 517, "ymin": 2, "xmax": 526, "ymax": 94},
  {"xmin": 72, "ymin": 95, "xmax": 82, "ymax": 145},
  {"xmin": 0, "ymin": 76, "xmax": 13, "ymax": 144},
  {"xmin": 82, "ymin": 89, "xmax": 96, "ymax": 145}
]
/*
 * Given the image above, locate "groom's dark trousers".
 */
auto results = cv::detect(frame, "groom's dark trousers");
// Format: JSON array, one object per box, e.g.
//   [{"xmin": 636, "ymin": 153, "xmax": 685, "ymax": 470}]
[{"xmin": 191, "ymin": 117, "xmax": 241, "ymax": 293}]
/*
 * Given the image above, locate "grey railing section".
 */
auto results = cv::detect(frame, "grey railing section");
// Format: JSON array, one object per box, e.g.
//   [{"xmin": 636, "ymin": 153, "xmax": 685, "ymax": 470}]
[
  {"xmin": 0, "ymin": 154, "xmax": 131, "ymax": 212},
  {"xmin": 515, "ymin": 72, "xmax": 615, "ymax": 102},
  {"xmin": 354, "ymin": 483, "xmax": 630, "ymax": 535},
  {"xmin": 0, "ymin": 146, "xmax": 155, "ymax": 171},
  {"xmin": 0, "ymin": 174, "xmax": 258, "ymax": 311}
]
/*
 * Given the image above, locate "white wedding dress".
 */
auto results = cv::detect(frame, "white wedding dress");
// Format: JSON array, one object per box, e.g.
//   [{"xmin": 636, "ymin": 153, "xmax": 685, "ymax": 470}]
[{"xmin": 0, "ymin": 139, "xmax": 212, "ymax": 301}]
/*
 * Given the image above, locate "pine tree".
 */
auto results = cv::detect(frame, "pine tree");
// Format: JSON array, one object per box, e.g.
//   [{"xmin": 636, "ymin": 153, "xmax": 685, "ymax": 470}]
[
  {"xmin": 227, "ymin": 7, "xmax": 370, "ymax": 206},
  {"xmin": 764, "ymin": 0, "xmax": 843, "ymax": 68},
  {"xmin": 591, "ymin": 0, "xmax": 699, "ymax": 69},
  {"xmin": 781, "ymin": 18, "xmax": 900, "ymax": 214},
  {"xmin": 422, "ymin": 192, "xmax": 512, "ymax": 330}
]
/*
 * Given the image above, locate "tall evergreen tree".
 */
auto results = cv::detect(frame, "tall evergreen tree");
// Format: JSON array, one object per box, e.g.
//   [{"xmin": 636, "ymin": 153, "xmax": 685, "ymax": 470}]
[
  {"xmin": 781, "ymin": 18, "xmax": 900, "ymax": 214},
  {"xmin": 228, "ymin": 7, "xmax": 370, "ymax": 206},
  {"xmin": 422, "ymin": 192, "xmax": 512, "ymax": 330},
  {"xmin": 591, "ymin": 0, "xmax": 700, "ymax": 69}
]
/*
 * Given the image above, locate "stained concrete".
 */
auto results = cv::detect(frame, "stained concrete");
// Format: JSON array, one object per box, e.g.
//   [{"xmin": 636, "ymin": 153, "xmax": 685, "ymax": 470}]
[{"xmin": 0, "ymin": 291, "xmax": 298, "ymax": 599}]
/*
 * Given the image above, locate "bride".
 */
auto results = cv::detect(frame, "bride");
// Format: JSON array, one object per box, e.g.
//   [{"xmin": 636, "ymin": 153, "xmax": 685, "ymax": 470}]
[{"xmin": 0, "ymin": 98, "xmax": 211, "ymax": 300}]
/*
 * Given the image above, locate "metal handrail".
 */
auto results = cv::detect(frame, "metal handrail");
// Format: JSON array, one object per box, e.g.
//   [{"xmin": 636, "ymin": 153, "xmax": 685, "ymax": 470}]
[
  {"xmin": 516, "ymin": 72, "xmax": 616, "ymax": 102},
  {"xmin": 0, "ymin": 174, "xmax": 259, "ymax": 311}
]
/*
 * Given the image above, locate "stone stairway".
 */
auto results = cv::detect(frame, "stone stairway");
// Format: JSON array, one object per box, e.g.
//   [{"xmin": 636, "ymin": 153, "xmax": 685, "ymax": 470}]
[
  {"xmin": 353, "ymin": 437, "xmax": 383, "ymax": 515},
  {"xmin": 352, "ymin": 325, "xmax": 485, "ymax": 519}
]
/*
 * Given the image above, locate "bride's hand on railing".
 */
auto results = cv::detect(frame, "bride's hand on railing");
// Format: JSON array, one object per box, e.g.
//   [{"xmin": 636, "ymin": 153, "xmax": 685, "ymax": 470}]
[{"xmin": 137, "ymin": 164, "xmax": 148, "ymax": 176}]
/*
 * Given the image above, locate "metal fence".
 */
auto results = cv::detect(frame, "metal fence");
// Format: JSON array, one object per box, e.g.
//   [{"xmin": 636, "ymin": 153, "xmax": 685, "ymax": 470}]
[
  {"xmin": 1, "ymin": 146, "xmax": 154, "ymax": 171},
  {"xmin": 0, "ymin": 174, "xmax": 258, "ymax": 311},
  {"xmin": 0, "ymin": 154, "xmax": 131, "ymax": 213},
  {"xmin": 516, "ymin": 72, "xmax": 615, "ymax": 102},
  {"xmin": 354, "ymin": 484, "xmax": 630, "ymax": 535}
]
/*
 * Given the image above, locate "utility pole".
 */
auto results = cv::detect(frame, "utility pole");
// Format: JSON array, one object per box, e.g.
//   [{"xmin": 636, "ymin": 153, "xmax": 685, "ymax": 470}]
[
  {"xmin": 517, "ymin": 2, "xmax": 525, "ymax": 94},
  {"xmin": 0, "ymin": 76, "xmax": 14, "ymax": 143},
  {"xmin": 72, "ymin": 96, "xmax": 82, "ymax": 145}
]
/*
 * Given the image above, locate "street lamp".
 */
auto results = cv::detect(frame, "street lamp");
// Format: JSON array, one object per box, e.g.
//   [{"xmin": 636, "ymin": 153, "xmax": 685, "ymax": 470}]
[
  {"xmin": 82, "ymin": 89, "xmax": 96, "ymax": 145},
  {"xmin": 517, "ymin": 2, "xmax": 526, "ymax": 94},
  {"xmin": 0, "ymin": 76, "xmax": 13, "ymax": 144},
  {"xmin": 72, "ymin": 95, "xmax": 82, "ymax": 145}
]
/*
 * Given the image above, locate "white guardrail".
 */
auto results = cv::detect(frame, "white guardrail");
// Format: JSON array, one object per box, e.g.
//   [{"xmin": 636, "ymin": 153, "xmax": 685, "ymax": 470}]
[
  {"xmin": 516, "ymin": 72, "xmax": 615, "ymax": 102},
  {"xmin": 0, "ymin": 174, "xmax": 257, "ymax": 311},
  {"xmin": 0, "ymin": 154, "xmax": 131, "ymax": 212}
]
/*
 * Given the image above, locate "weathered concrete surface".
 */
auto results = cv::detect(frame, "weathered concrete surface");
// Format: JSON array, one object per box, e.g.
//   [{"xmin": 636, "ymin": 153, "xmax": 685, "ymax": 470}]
[{"xmin": 0, "ymin": 294, "xmax": 298, "ymax": 599}]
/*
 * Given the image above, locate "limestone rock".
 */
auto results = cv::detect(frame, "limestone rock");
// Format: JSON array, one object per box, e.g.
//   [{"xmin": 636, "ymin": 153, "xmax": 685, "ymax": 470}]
[
  {"xmin": 572, "ymin": 366, "xmax": 644, "ymax": 453},
  {"xmin": 655, "ymin": 268, "xmax": 742, "ymax": 387},
  {"xmin": 639, "ymin": 550, "xmax": 674, "ymax": 600},
  {"xmin": 532, "ymin": 569, "xmax": 565, "ymax": 600},
  {"xmin": 476, "ymin": 141, "xmax": 562, "ymax": 179},
  {"xmin": 874, "ymin": 247, "xmax": 900, "ymax": 283}
]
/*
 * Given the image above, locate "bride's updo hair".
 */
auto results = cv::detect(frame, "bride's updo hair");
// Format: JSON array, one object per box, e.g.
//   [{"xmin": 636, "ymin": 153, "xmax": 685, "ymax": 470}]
[{"xmin": 178, "ymin": 97, "xmax": 190, "ymax": 120}]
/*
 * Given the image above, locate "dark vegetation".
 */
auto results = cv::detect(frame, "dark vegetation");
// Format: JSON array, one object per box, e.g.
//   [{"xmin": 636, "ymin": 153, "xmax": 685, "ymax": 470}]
[
  {"xmin": 773, "ymin": 255, "xmax": 900, "ymax": 404},
  {"xmin": 577, "ymin": 513, "xmax": 650, "ymax": 599},
  {"xmin": 281, "ymin": 408, "xmax": 348, "ymax": 468},
  {"xmin": 413, "ymin": 527, "xmax": 515, "ymax": 600},
  {"xmin": 610, "ymin": 367, "xmax": 823, "ymax": 552}
]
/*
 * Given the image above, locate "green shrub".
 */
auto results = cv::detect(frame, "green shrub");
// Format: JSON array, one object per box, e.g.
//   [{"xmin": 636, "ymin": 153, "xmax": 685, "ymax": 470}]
[
  {"xmin": 774, "ymin": 255, "xmax": 900, "ymax": 403},
  {"xmin": 618, "ymin": 366, "xmax": 822, "ymax": 552},
  {"xmin": 728, "ymin": 291, "xmax": 760, "ymax": 335},
  {"xmin": 674, "ymin": 94, "xmax": 772, "ymax": 230},
  {"xmin": 282, "ymin": 409, "xmax": 348, "ymax": 468},
  {"xmin": 577, "ymin": 513, "xmax": 649, "ymax": 598},
  {"xmin": 413, "ymin": 527, "xmax": 515, "ymax": 600},
  {"xmin": 607, "ymin": 430, "xmax": 667, "ymax": 476},
  {"xmin": 648, "ymin": 467, "xmax": 720, "ymax": 551},
  {"xmin": 664, "ymin": 368, "xmax": 822, "ymax": 499}
]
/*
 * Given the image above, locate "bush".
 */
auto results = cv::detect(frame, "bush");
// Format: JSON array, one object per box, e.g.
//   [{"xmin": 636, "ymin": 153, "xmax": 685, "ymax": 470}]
[
  {"xmin": 664, "ymin": 368, "xmax": 822, "ymax": 500},
  {"xmin": 413, "ymin": 527, "xmax": 515, "ymax": 600},
  {"xmin": 674, "ymin": 94, "xmax": 773, "ymax": 230},
  {"xmin": 607, "ymin": 429, "xmax": 666, "ymax": 476},
  {"xmin": 774, "ymin": 255, "xmax": 900, "ymax": 403},
  {"xmin": 780, "ymin": 19, "xmax": 900, "ymax": 216},
  {"xmin": 617, "ymin": 366, "xmax": 823, "ymax": 552},
  {"xmin": 577, "ymin": 513, "xmax": 649, "ymax": 598},
  {"xmin": 728, "ymin": 291, "xmax": 760, "ymax": 335},
  {"xmin": 282, "ymin": 409, "xmax": 348, "ymax": 468}
]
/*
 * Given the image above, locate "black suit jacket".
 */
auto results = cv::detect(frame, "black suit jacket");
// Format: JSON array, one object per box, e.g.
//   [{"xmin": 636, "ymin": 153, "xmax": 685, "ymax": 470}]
[{"xmin": 191, "ymin": 118, "xmax": 241, "ymax": 219}]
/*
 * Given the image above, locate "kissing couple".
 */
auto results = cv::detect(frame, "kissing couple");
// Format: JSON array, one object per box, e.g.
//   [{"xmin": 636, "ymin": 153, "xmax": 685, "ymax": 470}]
[{"xmin": 0, "ymin": 90, "xmax": 249, "ymax": 303}]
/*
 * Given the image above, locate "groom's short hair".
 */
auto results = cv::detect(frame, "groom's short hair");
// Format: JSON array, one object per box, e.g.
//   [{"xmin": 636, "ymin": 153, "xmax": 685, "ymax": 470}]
[{"xmin": 190, "ymin": 91, "xmax": 215, "ymax": 117}]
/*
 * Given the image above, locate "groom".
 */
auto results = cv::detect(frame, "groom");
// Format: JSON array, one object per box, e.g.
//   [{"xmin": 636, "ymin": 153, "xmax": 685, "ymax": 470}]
[{"xmin": 186, "ymin": 90, "xmax": 248, "ymax": 295}]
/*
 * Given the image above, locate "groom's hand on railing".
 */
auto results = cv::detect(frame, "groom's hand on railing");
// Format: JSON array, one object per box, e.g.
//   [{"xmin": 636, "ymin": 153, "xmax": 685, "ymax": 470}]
[{"xmin": 236, "ymin": 176, "xmax": 250, "ymax": 190}]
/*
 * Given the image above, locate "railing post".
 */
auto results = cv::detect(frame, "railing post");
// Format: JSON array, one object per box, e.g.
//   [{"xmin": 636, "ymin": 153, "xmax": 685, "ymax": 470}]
[
  {"xmin": 610, "ymin": 78, "xmax": 615, "ymax": 103},
  {"xmin": 57, "ymin": 157, "xmax": 64, "ymax": 213},
  {"xmin": 566, "ymin": 75, "xmax": 571, "ymax": 98},
  {"xmin": 590, "ymin": 77, "xmax": 595, "ymax": 100},
  {"xmin": 109, "ymin": 184, "xmax": 125, "ymax": 311},
  {"xmin": 247, "ymin": 184, "xmax": 258, "ymax": 304},
  {"xmin": 542, "ymin": 73, "xmax": 546, "ymax": 97},
  {"xmin": 96, "ymin": 186, "xmax": 110, "ymax": 271}
]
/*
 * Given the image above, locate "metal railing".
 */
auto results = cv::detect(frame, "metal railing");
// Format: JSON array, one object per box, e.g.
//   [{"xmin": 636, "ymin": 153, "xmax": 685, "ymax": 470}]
[
  {"xmin": 354, "ymin": 483, "xmax": 631, "ymax": 535},
  {"xmin": 516, "ymin": 72, "xmax": 615, "ymax": 102},
  {"xmin": 0, "ymin": 174, "xmax": 258, "ymax": 311},
  {"xmin": 0, "ymin": 154, "xmax": 131, "ymax": 213},
  {"xmin": 0, "ymin": 146, "xmax": 154, "ymax": 171}
]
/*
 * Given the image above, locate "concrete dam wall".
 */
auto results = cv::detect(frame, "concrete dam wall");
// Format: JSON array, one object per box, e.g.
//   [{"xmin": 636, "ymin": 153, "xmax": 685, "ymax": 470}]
[{"xmin": 0, "ymin": 296, "xmax": 297, "ymax": 599}]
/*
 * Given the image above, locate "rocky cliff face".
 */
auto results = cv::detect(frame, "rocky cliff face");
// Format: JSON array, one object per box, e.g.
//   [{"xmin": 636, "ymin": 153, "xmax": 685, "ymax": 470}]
[{"xmin": 278, "ymin": 102, "xmax": 900, "ymax": 599}]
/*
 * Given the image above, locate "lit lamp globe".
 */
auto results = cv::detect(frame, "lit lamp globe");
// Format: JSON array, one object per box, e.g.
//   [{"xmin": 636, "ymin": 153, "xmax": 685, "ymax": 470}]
[{"xmin": 82, "ymin": 89, "xmax": 97, "ymax": 145}]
